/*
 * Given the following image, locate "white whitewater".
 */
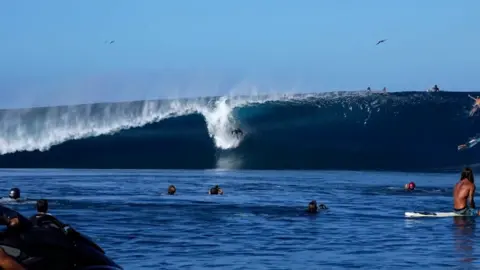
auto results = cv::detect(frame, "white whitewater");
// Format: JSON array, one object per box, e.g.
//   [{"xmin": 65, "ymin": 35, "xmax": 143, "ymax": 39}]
[
  {"xmin": 0, "ymin": 91, "xmax": 383, "ymax": 155},
  {"xmin": 0, "ymin": 93, "xmax": 310, "ymax": 154}
]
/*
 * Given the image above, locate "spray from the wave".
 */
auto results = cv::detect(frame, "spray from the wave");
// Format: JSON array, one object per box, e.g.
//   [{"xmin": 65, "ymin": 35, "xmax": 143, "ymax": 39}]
[{"xmin": 0, "ymin": 92, "xmax": 300, "ymax": 154}]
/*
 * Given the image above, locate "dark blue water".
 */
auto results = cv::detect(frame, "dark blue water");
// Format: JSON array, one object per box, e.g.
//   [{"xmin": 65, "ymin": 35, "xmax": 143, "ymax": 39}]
[
  {"xmin": 1, "ymin": 169, "xmax": 478, "ymax": 269},
  {"xmin": 1, "ymin": 91, "xmax": 480, "ymax": 171}
]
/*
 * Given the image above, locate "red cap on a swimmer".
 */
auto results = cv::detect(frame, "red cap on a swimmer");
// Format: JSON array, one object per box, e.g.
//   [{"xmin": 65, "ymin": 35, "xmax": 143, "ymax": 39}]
[{"xmin": 408, "ymin": 182, "xmax": 416, "ymax": 190}]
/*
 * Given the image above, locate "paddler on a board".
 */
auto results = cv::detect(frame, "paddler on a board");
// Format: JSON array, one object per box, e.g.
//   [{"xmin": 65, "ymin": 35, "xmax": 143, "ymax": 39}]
[{"xmin": 453, "ymin": 167, "xmax": 480, "ymax": 216}]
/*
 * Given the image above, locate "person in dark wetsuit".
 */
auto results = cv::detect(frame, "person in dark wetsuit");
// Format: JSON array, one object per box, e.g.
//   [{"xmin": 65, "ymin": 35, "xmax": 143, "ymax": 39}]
[
  {"xmin": 29, "ymin": 199, "xmax": 65, "ymax": 229},
  {"xmin": 209, "ymin": 185, "xmax": 223, "ymax": 195},
  {"xmin": 231, "ymin": 128, "xmax": 243, "ymax": 137},
  {"xmin": 306, "ymin": 200, "xmax": 328, "ymax": 214},
  {"xmin": 2, "ymin": 188, "xmax": 24, "ymax": 202},
  {"xmin": 167, "ymin": 185, "xmax": 176, "ymax": 195}
]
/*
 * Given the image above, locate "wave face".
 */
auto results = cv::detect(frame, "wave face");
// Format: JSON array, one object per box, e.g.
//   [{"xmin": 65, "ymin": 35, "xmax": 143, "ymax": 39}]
[{"xmin": 0, "ymin": 91, "xmax": 479, "ymax": 172}]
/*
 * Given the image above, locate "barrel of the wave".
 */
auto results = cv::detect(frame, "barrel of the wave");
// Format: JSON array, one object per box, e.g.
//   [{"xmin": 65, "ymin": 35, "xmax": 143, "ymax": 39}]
[{"xmin": 404, "ymin": 182, "xmax": 416, "ymax": 191}]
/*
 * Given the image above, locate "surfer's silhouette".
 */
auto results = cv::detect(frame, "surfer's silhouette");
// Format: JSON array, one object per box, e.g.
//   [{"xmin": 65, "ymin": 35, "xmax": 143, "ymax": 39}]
[
  {"xmin": 231, "ymin": 128, "xmax": 243, "ymax": 137},
  {"xmin": 376, "ymin": 39, "xmax": 387, "ymax": 45}
]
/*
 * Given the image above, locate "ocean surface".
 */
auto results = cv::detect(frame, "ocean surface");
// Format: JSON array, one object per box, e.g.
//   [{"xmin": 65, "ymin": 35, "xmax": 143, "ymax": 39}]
[
  {"xmin": 1, "ymin": 168, "xmax": 479, "ymax": 269},
  {"xmin": 1, "ymin": 91, "xmax": 480, "ymax": 171}
]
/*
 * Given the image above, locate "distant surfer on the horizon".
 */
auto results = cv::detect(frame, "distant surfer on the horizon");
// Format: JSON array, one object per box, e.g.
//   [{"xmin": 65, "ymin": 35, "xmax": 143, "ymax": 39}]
[{"xmin": 376, "ymin": 39, "xmax": 387, "ymax": 45}]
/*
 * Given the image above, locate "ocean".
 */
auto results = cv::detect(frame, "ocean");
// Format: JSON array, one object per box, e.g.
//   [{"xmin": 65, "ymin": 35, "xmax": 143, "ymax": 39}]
[
  {"xmin": 1, "ymin": 91, "xmax": 479, "ymax": 269},
  {"xmin": 0, "ymin": 91, "xmax": 479, "ymax": 171},
  {"xmin": 1, "ymin": 169, "xmax": 478, "ymax": 269}
]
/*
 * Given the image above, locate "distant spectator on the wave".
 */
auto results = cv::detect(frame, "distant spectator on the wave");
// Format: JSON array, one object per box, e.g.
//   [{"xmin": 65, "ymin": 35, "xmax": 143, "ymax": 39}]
[{"xmin": 167, "ymin": 185, "xmax": 176, "ymax": 195}]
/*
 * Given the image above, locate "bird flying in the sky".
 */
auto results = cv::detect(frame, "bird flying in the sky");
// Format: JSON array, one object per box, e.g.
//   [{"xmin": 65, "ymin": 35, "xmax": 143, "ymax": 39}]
[{"xmin": 376, "ymin": 39, "xmax": 387, "ymax": 45}]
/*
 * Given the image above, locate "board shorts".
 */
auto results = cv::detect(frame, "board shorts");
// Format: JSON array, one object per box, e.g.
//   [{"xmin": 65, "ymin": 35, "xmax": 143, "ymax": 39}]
[{"xmin": 454, "ymin": 207, "xmax": 478, "ymax": 216}]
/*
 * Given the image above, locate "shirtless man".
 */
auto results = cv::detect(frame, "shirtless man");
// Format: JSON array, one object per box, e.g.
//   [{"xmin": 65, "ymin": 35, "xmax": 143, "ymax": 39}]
[
  {"xmin": 468, "ymin": 95, "xmax": 480, "ymax": 116},
  {"xmin": 453, "ymin": 167, "xmax": 480, "ymax": 216}
]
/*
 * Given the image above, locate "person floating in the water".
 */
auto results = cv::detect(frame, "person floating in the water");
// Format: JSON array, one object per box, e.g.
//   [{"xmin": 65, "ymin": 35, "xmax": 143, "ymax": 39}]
[
  {"xmin": 376, "ymin": 39, "xmax": 387, "ymax": 45},
  {"xmin": 468, "ymin": 95, "xmax": 480, "ymax": 116},
  {"xmin": 231, "ymin": 128, "xmax": 243, "ymax": 137},
  {"xmin": 458, "ymin": 136, "xmax": 480, "ymax": 151},
  {"xmin": 167, "ymin": 185, "xmax": 176, "ymax": 195},
  {"xmin": 404, "ymin": 182, "xmax": 416, "ymax": 191},
  {"xmin": 1, "ymin": 188, "xmax": 25, "ymax": 202},
  {"xmin": 209, "ymin": 185, "xmax": 223, "ymax": 195},
  {"xmin": 306, "ymin": 200, "xmax": 328, "ymax": 214}
]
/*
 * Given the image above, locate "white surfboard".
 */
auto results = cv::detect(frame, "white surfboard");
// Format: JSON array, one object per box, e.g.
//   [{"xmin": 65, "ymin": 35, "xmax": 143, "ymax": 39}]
[{"xmin": 405, "ymin": 211, "xmax": 461, "ymax": 218}]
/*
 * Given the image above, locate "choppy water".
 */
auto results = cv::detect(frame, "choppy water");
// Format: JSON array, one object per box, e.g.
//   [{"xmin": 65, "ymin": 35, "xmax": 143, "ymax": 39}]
[{"xmin": 0, "ymin": 169, "xmax": 478, "ymax": 269}]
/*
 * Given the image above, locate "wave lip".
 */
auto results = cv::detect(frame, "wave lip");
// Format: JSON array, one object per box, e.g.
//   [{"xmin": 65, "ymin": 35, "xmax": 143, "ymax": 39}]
[{"xmin": 0, "ymin": 91, "xmax": 478, "ymax": 172}]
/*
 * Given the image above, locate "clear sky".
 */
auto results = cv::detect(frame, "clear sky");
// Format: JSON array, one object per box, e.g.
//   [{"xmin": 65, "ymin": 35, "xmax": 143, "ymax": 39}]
[{"xmin": 1, "ymin": 0, "xmax": 479, "ymax": 107}]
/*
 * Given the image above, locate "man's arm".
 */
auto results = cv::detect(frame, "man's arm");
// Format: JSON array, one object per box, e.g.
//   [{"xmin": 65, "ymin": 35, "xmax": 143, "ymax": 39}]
[
  {"xmin": 469, "ymin": 185, "xmax": 476, "ymax": 209},
  {"xmin": 0, "ymin": 248, "xmax": 25, "ymax": 270}
]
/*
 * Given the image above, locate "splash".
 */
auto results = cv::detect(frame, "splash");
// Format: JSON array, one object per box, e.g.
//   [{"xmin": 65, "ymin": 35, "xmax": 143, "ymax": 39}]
[{"xmin": 0, "ymin": 92, "xmax": 302, "ymax": 154}]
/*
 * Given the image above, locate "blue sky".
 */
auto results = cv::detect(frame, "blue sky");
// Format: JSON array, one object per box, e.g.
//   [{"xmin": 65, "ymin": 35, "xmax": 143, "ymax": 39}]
[{"xmin": 1, "ymin": 0, "xmax": 479, "ymax": 107}]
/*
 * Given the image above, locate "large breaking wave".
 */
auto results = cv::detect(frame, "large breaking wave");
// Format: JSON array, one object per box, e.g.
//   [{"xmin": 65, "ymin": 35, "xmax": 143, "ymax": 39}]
[{"xmin": 0, "ymin": 91, "xmax": 479, "ymax": 172}]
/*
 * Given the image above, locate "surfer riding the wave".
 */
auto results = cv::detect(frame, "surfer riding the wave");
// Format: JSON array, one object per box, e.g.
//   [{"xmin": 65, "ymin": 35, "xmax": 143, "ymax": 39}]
[
  {"xmin": 453, "ymin": 167, "xmax": 480, "ymax": 216},
  {"xmin": 231, "ymin": 128, "xmax": 243, "ymax": 137}
]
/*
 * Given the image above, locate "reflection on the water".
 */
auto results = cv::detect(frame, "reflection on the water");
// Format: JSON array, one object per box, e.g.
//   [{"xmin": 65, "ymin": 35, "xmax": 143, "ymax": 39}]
[{"xmin": 453, "ymin": 216, "xmax": 476, "ymax": 264}]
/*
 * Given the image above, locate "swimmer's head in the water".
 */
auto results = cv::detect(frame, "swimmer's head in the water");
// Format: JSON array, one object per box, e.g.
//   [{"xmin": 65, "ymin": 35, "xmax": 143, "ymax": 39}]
[
  {"xmin": 307, "ymin": 200, "xmax": 327, "ymax": 214},
  {"xmin": 209, "ymin": 185, "xmax": 223, "ymax": 195},
  {"xmin": 8, "ymin": 188, "xmax": 20, "ymax": 200},
  {"xmin": 307, "ymin": 200, "xmax": 318, "ymax": 213},
  {"xmin": 404, "ymin": 182, "xmax": 416, "ymax": 191},
  {"xmin": 167, "ymin": 185, "xmax": 176, "ymax": 195}
]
